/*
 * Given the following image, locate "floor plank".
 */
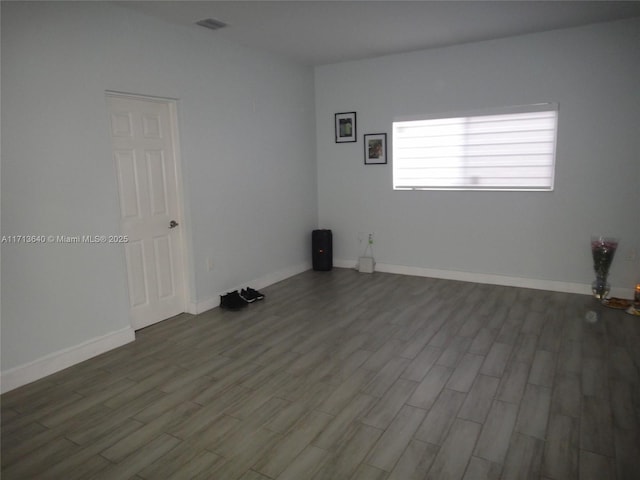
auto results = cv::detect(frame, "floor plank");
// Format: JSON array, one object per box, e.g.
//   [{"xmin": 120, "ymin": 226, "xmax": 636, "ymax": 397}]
[{"xmin": 2, "ymin": 268, "xmax": 639, "ymax": 480}]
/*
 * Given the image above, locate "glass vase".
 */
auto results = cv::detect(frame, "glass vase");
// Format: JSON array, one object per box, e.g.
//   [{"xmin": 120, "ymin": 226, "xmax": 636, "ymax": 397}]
[{"xmin": 590, "ymin": 236, "xmax": 619, "ymax": 300}]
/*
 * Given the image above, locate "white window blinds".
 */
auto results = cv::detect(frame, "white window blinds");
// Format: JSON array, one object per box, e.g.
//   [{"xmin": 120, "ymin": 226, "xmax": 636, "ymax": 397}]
[{"xmin": 392, "ymin": 104, "xmax": 558, "ymax": 191}]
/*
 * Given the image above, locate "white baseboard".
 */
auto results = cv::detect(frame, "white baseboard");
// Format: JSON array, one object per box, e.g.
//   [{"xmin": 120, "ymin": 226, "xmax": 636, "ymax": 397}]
[
  {"xmin": 191, "ymin": 297, "xmax": 218, "ymax": 315},
  {"xmin": 334, "ymin": 259, "xmax": 358, "ymax": 270},
  {"xmin": 335, "ymin": 258, "xmax": 633, "ymax": 298},
  {"xmin": 193, "ymin": 261, "xmax": 312, "ymax": 314},
  {"xmin": 1, "ymin": 326, "xmax": 135, "ymax": 394}
]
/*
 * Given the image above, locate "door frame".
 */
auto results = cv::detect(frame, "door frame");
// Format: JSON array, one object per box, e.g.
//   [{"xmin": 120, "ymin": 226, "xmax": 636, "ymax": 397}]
[{"xmin": 105, "ymin": 90, "xmax": 193, "ymax": 326}]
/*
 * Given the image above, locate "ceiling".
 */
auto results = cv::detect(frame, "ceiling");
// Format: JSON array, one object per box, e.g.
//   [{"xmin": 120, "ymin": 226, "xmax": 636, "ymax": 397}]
[{"xmin": 119, "ymin": 1, "xmax": 640, "ymax": 65}]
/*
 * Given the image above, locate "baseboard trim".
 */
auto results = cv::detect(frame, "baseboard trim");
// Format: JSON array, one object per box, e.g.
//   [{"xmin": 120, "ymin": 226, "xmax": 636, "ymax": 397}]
[
  {"xmin": 1, "ymin": 326, "xmax": 135, "ymax": 394},
  {"xmin": 193, "ymin": 261, "xmax": 312, "ymax": 314},
  {"xmin": 335, "ymin": 258, "xmax": 633, "ymax": 298}
]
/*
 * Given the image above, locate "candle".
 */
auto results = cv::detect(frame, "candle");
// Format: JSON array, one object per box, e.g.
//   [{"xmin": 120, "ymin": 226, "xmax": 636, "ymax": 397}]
[{"xmin": 634, "ymin": 284, "xmax": 640, "ymax": 308}]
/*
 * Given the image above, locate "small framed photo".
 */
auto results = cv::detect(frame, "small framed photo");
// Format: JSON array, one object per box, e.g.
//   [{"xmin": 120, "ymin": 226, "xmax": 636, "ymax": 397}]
[
  {"xmin": 335, "ymin": 112, "xmax": 357, "ymax": 143},
  {"xmin": 364, "ymin": 133, "xmax": 387, "ymax": 165}
]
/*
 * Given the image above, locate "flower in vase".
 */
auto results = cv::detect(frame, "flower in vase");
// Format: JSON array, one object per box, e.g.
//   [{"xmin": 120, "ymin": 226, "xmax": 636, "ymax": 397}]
[{"xmin": 591, "ymin": 237, "xmax": 619, "ymax": 278}]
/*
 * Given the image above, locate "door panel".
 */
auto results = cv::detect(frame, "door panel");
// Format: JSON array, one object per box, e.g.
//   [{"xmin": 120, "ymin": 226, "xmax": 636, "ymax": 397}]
[
  {"xmin": 146, "ymin": 151, "xmax": 168, "ymax": 216},
  {"xmin": 126, "ymin": 240, "xmax": 149, "ymax": 308},
  {"xmin": 114, "ymin": 150, "xmax": 141, "ymax": 219},
  {"xmin": 153, "ymin": 235, "xmax": 175, "ymax": 299}
]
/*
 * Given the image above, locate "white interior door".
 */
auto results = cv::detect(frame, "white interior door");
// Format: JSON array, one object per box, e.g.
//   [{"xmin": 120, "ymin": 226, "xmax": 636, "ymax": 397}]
[{"xmin": 106, "ymin": 94, "xmax": 186, "ymax": 330}]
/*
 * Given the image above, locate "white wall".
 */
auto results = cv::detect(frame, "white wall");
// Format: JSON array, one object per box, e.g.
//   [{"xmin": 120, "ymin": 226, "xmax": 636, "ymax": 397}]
[
  {"xmin": 315, "ymin": 18, "xmax": 640, "ymax": 294},
  {"xmin": 1, "ymin": 2, "xmax": 317, "ymax": 387}
]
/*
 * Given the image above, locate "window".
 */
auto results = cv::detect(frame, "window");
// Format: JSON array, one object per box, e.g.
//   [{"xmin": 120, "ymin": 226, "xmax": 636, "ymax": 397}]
[{"xmin": 392, "ymin": 104, "xmax": 558, "ymax": 191}]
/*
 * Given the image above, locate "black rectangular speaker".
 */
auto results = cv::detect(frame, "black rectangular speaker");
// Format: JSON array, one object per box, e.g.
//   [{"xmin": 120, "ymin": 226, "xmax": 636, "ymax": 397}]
[{"xmin": 312, "ymin": 229, "xmax": 332, "ymax": 271}]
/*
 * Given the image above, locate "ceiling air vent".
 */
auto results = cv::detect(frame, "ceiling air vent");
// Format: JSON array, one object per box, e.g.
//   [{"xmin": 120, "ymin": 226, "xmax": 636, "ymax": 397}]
[{"xmin": 196, "ymin": 18, "xmax": 228, "ymax": 31}]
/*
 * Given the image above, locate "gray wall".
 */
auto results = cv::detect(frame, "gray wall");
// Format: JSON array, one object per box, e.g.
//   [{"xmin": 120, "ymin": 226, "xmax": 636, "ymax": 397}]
[
  {"xmin": 315, "ymin": 18, "xmax": 640, "ymax": 292},
  {"xmin": 1, "ymin": 2, "xmax": 317, "ymax": 373}
]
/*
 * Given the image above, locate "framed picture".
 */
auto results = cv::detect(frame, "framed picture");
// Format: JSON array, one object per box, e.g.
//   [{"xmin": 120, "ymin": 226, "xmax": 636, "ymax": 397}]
[
  {"xmin": 364, "ymin": 133, "xmax": 387, "ymax": 165},
  {"xmin": 335, "ymin": 112, "xmax": 357, "ymax": 143}
]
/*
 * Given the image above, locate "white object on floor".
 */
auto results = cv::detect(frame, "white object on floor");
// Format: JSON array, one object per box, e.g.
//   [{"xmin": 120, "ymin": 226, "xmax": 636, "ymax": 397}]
[
  {"xmin": 358, "ymin": 256, "xmax": 375, "ymax": 273},
  {"xmin": 585, "ymin": 310, "xmax": 598, "ymax": 323}
]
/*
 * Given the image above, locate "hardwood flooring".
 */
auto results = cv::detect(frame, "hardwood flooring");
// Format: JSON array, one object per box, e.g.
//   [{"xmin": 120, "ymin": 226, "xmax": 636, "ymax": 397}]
[{"xmin": 2, "ymin": 268, "xmax": 639, "ymax": 479}]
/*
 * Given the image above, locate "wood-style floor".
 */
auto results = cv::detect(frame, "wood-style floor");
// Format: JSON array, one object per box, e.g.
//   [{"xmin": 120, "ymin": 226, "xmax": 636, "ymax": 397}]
[{"xmin": 2, "ymin": 268, "xmax": 639, "ymax": 479}]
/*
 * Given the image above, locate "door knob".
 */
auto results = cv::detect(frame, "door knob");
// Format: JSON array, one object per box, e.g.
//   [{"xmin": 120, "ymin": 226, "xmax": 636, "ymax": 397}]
[{"xmin": 169, "ymin": 220, "xmax": 179, "ymax": 229}]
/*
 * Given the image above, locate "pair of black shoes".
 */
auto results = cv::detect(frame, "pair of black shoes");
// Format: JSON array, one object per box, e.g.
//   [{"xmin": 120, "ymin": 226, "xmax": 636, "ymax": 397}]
[{"xmin": 220, "ymin": 288, "xmax": 265, "ymax": 310}]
